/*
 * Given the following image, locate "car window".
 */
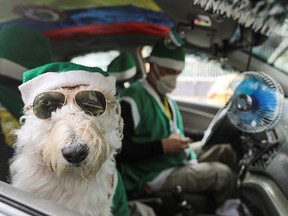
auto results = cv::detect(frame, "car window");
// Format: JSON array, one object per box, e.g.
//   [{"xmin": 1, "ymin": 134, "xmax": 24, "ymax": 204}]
[
  {"xmin": 70, "ymin": 50, "xmax": 120, "ymax": 70},
  {"xmin": 252, "ymin": 33, "xmax": 288, "ymax": 74},
  {"xmin": 141, "ymin": 46, "xmax": 240, "ymax": 106}
]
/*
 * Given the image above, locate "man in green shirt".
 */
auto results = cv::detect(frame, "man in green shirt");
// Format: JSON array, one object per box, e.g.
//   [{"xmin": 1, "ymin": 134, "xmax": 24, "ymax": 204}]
[{"xmin": 117, "ymin": 39, "xmax": 238, "ymax": 206}]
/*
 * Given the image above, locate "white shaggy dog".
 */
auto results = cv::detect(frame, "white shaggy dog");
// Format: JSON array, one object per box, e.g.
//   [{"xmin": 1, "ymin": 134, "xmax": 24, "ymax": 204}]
[{"xmin": 9, "ymin": 63, "xmax": 124, "ymax": 216}]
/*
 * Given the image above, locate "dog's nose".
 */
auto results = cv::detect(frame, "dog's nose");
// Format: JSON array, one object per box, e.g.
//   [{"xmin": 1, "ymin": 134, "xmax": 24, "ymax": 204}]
[{"xmin": 62, "ymin": 144, "xmax": 89, "ymax": 164}]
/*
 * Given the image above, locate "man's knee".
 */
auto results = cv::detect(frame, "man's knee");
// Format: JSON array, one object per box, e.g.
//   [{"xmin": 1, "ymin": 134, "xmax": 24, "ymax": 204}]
[
  {"xmin": 212, "ymin": 144, "xmax": 238, "ymax": 169},
  {"xmin": 185, "ymin": 162, "xmax": 236, "ymax": 192},
  {"xmin": 220, "ymin": 144, "xmax": 235, "ymax": 156},
  {"xmin": 212, "ymin": 162, "xmax": 236, "ymax": 191}
]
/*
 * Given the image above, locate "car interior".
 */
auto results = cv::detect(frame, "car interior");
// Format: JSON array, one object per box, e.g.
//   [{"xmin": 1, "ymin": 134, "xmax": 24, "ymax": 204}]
[{"xmin": 1, "ymin": 0, "xmax": 288, "ymax": 216}]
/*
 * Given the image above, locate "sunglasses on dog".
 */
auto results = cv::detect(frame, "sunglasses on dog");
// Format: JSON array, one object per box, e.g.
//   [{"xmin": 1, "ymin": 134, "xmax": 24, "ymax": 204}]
[{"xmin": 33, "ymin": 90, "xmax": 108, "ymax": 119}]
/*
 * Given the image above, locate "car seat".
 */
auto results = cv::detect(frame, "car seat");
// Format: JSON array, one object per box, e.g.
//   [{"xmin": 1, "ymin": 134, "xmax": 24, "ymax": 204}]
[
  {"xmin": 126, "ymin": 185, "xmax": 216, "ymax": 216},
  {"xmin": 0, "ymin": 124, "xmax": 12, "ymax": 183},
  {"xmin": 0, "ymin": 78, "xmax": 23, "ymax": 183}
]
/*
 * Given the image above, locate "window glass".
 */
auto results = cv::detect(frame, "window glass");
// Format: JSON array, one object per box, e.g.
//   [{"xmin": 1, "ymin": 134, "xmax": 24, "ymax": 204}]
[
  {"xmin": 141, "ymin": 46, "xmax": 239, "ymax": 107},
  {"xmin": 70, "ymin": 50, "xmax": 120, "ymax": 71},
  {"xmin": 171, "ymin": 54, "xmax": 239, "ymax": 106},
  {"xmin": 252, "ymin": 34, "xmax": 282, "ymax": 62},
  {"xmin": 252, "ymin": 34, "xmax": 288, "ymax": 74}
]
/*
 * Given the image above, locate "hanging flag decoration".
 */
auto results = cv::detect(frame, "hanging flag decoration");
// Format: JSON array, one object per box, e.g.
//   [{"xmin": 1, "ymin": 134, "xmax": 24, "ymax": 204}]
[{"xmin": 0, "ymin": 0, "xmax": 174, "ymax": 41}]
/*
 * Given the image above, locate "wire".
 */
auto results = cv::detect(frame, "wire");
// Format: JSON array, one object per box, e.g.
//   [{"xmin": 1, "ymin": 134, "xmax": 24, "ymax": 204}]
[{"xmin": 246, "ymin": 36, "xmax": 254, "ymax": 71}]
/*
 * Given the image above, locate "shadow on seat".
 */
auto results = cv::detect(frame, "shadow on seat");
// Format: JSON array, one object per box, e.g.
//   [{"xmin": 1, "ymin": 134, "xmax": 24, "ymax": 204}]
[
  {"xmin": 127, "ymin": 186, "xmax": 216, "ymax": 216},
  {"xmin": 0, "ymin": 128, "xmax": 12, "ymax": 183}
]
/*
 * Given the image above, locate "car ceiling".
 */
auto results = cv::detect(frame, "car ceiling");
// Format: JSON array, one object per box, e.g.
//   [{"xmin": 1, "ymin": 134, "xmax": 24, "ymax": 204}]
[
  {"xmin": 1, "ymin": 0, "xmax": 288, "ymax": 95},
  {"xmin": 155, "ymin": 0, "xmax": 238, "ymax": 50},
  {"xmin": 1, "ymin": 1, "xmax": 180, "ymax": 64},
  {"xmin": 0, "ymin": 1, "xmax": 286, "ymax": 56}
]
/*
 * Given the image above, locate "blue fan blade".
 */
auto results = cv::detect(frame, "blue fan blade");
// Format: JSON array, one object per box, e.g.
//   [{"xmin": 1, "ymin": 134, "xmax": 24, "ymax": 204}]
[{"xmin": 229, "ymin": 75, "xmax": 281, "ymax": 132}]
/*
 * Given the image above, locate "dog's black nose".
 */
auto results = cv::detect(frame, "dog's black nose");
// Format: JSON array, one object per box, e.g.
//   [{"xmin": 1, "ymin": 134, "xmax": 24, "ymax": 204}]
[{"xmin": 62, "ymin": 144, "xmax": 89, "ymax": 164}]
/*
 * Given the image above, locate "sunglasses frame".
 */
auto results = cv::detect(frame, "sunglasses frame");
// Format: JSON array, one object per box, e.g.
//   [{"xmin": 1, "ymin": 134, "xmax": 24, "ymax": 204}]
[{"xmin": 32, "ymin": 90, "xmax": 114, "ymax": 119}]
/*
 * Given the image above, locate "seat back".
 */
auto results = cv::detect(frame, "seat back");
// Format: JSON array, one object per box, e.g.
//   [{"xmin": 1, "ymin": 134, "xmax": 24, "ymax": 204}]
[{"xmin": 0, "ymin": 124, "xmax": 11, "ymax": 183}]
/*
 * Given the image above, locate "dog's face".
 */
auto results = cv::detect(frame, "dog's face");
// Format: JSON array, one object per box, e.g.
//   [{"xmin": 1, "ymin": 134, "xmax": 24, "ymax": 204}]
[{"xmin": 17, "ymin": 84, "xmax": 123, "ymax": 178}]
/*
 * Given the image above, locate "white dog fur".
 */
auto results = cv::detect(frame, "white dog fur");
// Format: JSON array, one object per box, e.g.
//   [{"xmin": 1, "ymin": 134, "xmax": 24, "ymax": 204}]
[{"xmin": 10, "ymin": 84, "xmax": 123, "ymax": 216}]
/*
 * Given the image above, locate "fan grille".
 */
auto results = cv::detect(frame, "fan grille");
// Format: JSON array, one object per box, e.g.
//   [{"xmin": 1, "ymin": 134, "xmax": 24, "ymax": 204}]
[{"xmin": 227, "ymin": 72, "xmax": 284, "ymax": 133}]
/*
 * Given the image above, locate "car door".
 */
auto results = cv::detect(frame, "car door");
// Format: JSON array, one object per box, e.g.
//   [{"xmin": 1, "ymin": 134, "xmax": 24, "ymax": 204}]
[{"xmin": 174, "ymin": 99, "xmax": 220, "ymax": 141}]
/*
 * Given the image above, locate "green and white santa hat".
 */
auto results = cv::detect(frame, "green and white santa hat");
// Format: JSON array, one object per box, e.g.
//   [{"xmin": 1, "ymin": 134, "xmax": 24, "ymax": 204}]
[
  {"xmin": 107, "ymin": 53, "xmax": 136, "ymax": 81},
  {"xmin": 0, "ymin": 23, "xmax": 53, "ymax": 80},
  {"xmin": 149, "ymin": 38, "xmax": 185, "ymax": 71},
  {"xmin": 19, "ymin": 62, "xmax": 116, "ymax": 105}
]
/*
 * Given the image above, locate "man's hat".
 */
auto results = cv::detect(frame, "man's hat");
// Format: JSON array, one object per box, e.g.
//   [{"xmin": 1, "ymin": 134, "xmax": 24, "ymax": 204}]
[
  {"xmin": 107, "ymin": 53, "xmax": 136, "ymax": 81},
  {"xmin": 149, "ymin": 38, "xmax": 185, "ymax": 71},
  {"xmin": 19, "ymin": 62, "xmax": 116, "ymax": 105},
  {"xmin": 0, "ymin": 24, "xmax": 53, "ymax": 80}
]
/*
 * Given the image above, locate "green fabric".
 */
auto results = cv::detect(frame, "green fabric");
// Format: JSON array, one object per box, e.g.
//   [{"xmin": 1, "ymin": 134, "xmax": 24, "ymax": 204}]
[
  {"xmin": 112, "ymin": 171, "xmax": 129, "ymax": 216},
  {"xmin": 150, "ymin": 38, "xmax": 185, "ymax": 62},
  {"xmin": 0, "ymin": 23, "xmax": 53, "ymax": 69},
  {"xmin": 23, "ymin": 62, "xmax": 108, "ymax": 83},
  {"xmin": 0, "ymin": 84, "xmax": 23, "ymax": 119},
  {"xmin": 108, "ymin": 53, "xmax": 136, "ymax": 73},
  {"xmin": 119, "ymin": 81, "xmax": 188, "ymax": 192}
]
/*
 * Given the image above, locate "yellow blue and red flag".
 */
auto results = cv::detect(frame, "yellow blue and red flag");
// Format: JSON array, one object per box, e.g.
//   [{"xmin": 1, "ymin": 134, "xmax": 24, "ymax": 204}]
[{"xmin": 0, "ymin": 0, "xmax": 173, "ymax": 41}]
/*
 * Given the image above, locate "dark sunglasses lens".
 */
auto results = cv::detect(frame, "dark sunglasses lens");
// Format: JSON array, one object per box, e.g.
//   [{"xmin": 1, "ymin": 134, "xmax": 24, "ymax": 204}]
[
  {"xmin": 75, "ymin": 91, "xmax": 106, "ymax": 116},
  {"xmin": 33, "ymin": 92, "xmax": 65, "ymax": 119}
]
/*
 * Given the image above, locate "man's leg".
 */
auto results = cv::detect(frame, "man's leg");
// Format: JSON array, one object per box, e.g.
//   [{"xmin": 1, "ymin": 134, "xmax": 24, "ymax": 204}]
[
  {"xmin": 192, "ymin": 142, "xmax": 238, "ymax": 171},
  {"xmin": 160, "ymin": 162, "xmax": 237, "ymax": 206}
]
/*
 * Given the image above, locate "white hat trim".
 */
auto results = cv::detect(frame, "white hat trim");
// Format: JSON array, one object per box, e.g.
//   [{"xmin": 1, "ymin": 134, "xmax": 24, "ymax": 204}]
[
  {"xmin": 149, "ymin": 56, "xmax": 185, "ymax": 71},
  {"xmin": 19, "ymin": 70, "xmax": 116, "ymax": 105},
  {"xmin": 0, "ymin": 58, "xmax": 27, "ymax": 81},
  {"xmin": 111, "ymin": 67, "xmax": 136, "ymax": 81}
]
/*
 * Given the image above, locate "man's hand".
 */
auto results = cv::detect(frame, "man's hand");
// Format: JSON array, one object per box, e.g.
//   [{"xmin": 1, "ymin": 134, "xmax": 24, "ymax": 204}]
[{"xmin": 162, "ymin": 134, "xmax": 191, "ymax": 154}]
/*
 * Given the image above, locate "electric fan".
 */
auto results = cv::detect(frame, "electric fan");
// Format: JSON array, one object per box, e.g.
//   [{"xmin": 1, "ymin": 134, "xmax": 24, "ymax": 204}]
[{"xmin": 227, "ymin": 71, "xmax": 284, "ymax": 133}]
